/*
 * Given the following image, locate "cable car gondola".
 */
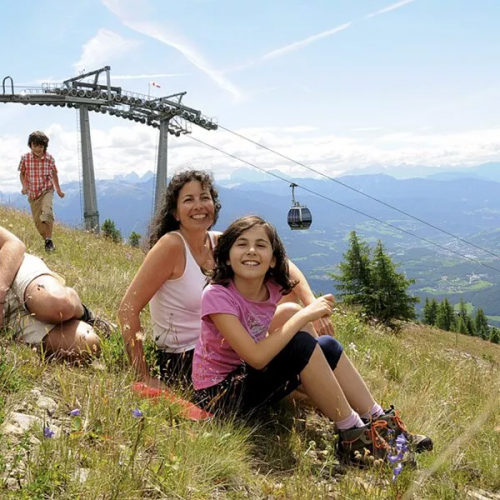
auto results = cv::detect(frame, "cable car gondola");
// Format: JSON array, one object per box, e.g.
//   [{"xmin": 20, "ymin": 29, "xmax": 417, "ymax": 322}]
[{"xmin": 287, "ymin": 183, "xmax": 312, "ymax": 230}]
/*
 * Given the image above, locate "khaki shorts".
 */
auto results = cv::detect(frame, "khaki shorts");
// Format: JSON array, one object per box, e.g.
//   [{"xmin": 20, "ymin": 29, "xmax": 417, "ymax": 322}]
[
  {"xmin": 3, "ymin": 254, "xmax": 65, "ymax": 345},
  {"xmin": 29, "ymin": 190, "xmax": 54, "ymax": 237}
]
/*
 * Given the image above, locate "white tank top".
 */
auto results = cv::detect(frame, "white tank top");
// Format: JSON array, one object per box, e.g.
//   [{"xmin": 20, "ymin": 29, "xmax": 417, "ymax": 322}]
[{"xmin": 149, "ymin": 231, "xmax": 217, "ymax": 353}]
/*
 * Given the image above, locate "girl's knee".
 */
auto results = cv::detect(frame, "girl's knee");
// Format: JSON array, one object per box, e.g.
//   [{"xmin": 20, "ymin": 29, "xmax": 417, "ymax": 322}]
[
  {"xmin": 286, "ymin": 331, "xmax": 318, "ymax": 362},
  {"xmin": 317, "ymin": 336, "xmax": 344, "ymax": 371},
  {"xmin": 270, "ymin": 302, "xmax": 302, "ymax": 332}
]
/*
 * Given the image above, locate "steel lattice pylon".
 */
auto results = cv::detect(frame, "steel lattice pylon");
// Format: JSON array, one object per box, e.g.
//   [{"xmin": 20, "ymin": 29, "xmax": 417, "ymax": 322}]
[{"xmin": 1, "ymin": 66, "xmax": 218, "ymax": 231}]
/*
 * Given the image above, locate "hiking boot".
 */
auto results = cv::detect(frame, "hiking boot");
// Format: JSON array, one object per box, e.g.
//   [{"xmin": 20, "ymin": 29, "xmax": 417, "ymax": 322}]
[
  {"xmin": 375, "ymin": 406, "xmax": 433, "ymax": 453},
  {"xmin": 337, "ymin": 420, "xmax": 390, "ymax": 465},
  {"xmin": 45, "ymin": 239, "xmax": 55, "ymax": 252},
  {"xmin": 80, "ymin": 304, "xmax": 114, "ymax": 338}
]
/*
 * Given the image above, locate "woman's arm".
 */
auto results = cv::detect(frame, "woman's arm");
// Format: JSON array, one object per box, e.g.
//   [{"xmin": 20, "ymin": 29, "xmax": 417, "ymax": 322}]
[
  {"xmin": 118, "ymin": 234, "xmax": 183, "ymax": 383},
  {"xmin": 211, "ymin": 295, "xmax": 334, "ymax": 370},
  {"xmin": 287, "ymin": 259, "xmax": 335, "ymax": 336}
]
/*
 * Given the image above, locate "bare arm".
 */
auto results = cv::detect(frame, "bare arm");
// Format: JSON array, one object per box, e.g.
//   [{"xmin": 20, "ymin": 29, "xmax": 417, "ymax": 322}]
[
  {"xmin": 118, "ymin": 234, "xmax": 182, "ymax": 383},
  {"xmin": 52, "ymin": 171, "xmax": 65, "ymax": 198},
  {"xmin": 287, "ymin": 259, "xmax": 335, "ymax": 336},
  {"xmin": 211, "ymin": 294, "xmax": 334, "ymax": 370},
  {"xmin": 0, "ymin": 227, "xmax": 26, "ymax": 326},
  {"xmin": 20, "ymin": 171, "xmax": 27, "ymax": 195}
]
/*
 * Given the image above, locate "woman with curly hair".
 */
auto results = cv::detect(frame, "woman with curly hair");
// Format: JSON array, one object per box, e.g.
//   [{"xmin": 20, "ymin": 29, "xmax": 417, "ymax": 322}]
[
  {"xmin": 118, "ymin": 169, "xmax": 334, "ymax": 388},
  {"xmin": 118, "ymin": 170, "xmax": 221, "ymax": 387}
]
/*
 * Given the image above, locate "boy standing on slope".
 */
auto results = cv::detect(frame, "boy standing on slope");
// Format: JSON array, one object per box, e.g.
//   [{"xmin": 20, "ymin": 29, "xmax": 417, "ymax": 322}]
[{"xmin": 19, "ymin": 131, "xmax": 65, "ymax": 252}]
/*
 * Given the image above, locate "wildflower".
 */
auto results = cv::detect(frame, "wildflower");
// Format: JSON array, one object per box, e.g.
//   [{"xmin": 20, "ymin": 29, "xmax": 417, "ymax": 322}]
[
  {"xmin": 348, "ymin": 342, "xmax": 358, "ymax": 353},
  {"xmin": 389, "ymin": 433, "xmax": 407, "ymax": 481},
  {"xmin": 44, "ymin": 426, "xmax": 55, "ymax": 439},
  {"xmin": 69, "ymin": 409, "xmax": 81, "ymax": 417},
  {"xmin": 392, "ymin": 462, "xmax": 403, "ymax": 481},
  {"xmin": 396, "ymin": 434, "xmax": 408, "ymax": 451},
  {"xmin": 131, "ymin": 408, "xmax": 143, "ymax": 418}
]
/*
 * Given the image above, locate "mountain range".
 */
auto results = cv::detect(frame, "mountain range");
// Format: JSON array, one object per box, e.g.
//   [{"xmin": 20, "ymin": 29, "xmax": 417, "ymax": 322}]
[{"xmin": 2, "ymin": 166, "xmax": 500, "ymax": 321}]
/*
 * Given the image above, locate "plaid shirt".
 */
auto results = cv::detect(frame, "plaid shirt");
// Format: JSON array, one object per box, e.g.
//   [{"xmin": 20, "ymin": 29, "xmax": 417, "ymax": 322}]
[{"xmin": 18, "ymin": 152, "xmax": 58, "ymax": 200}]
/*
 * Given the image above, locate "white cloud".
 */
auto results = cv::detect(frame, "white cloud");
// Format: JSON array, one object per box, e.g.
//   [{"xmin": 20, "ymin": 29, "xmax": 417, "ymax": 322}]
[
  {"xmin": 3, "ymin": 124, "xmax": 500, "ymax": 193},
  {"xmin": 73, "ymin": 29, "xmax": 141, "ymax": 73},
  {"xmin": 101, "ymin": 0, "xmax": 243, "ymax": 100},
  {"xmin": 260, "ymin": 23, "xmax": 352, "ymax": 62},
  {"xmin": 227, "ymin": 0, "xmax": 417, "ymax": 74},
  {"xmin": 365, "ymin": 0, "xmax": 417, "ymax": 19}
]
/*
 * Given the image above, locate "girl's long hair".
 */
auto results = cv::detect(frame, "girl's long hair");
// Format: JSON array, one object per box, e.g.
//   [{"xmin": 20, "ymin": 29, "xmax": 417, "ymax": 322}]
[
  {"xmin": 148, "ymin": 169, "xmax": 221, "ymax": 249},
  {"xmin": 210, "ymin": 215, "xmax": 297, "ymax": 295}
]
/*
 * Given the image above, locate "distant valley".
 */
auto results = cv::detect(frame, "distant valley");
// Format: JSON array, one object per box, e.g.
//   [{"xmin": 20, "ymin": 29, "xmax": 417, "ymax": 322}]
[{"xmin": 3, "ymin": 167, "xmax": 500, "ymax": 323}]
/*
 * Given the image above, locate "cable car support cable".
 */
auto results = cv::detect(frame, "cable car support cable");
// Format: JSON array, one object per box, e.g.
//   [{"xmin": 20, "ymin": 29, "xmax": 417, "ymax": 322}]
[
  {"xmin": 187, "ymin": 133, "xmax": 500, "ymax": 276},
  {"xmin": 217, "ymin": 124, "xmax": 500, "ymax": 261}
]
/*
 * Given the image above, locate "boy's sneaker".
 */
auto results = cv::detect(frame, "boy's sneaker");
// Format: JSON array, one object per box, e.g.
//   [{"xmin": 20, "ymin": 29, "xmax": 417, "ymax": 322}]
[
  {"xmin": 80, "ymin": 304, "xmax": 114, "ymax": 338},
  {"xmin": 45, "ymin": 239, "xmax": 55, "ymax": 252},
  {"xmin": 374, "ymin": 406, "xmax": 433, "ymax": 453},
  {"xmin": 337, "ymin": 420, "xmax": 390, "ymax": 465}
]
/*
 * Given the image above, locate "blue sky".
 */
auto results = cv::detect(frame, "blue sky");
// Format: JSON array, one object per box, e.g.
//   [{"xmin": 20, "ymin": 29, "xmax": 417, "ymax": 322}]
[{"xmin": 1, "ymin": 0, "xmax": 500, "ymax": 192}]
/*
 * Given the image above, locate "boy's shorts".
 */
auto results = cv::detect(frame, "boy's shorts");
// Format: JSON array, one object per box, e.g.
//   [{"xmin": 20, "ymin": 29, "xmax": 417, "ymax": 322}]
[
  {"xmin": 29, "ymin": 190, "xmax": 54, "ymax": 236},
  {"xmin": 2, "ymin": 254, "xmax": 64, "ymax": 345}
]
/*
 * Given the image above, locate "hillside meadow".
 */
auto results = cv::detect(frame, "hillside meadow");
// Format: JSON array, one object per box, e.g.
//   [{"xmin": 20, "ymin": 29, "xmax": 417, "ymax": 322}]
[{"xmin": 0, "ymin": 206, "xmax": 499, "ymax": 499}]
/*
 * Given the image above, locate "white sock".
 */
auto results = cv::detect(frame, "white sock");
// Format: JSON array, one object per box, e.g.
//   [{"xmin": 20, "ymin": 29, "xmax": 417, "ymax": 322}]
[{"xmin": 336, "ymin": 410, "xmax": 365, "ymax": 430}]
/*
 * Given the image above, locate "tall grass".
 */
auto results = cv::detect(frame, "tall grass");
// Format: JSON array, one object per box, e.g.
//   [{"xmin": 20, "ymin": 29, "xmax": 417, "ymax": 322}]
[{"xmin": 1, "ymin": 206, "xmax": 499, "ymax": 499}]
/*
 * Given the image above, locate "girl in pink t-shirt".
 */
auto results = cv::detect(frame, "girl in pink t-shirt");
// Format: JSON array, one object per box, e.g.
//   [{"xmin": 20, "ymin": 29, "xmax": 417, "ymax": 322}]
[{"xmin": 193, "ymin": 215, "xmax": 432, "ymax": 462}]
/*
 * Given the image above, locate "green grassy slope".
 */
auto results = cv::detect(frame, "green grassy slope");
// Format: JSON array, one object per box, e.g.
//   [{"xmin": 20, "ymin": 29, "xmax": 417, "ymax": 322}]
[{"xmin": 1, "ymin": 206, "xmax": 499, "ymax": 499}]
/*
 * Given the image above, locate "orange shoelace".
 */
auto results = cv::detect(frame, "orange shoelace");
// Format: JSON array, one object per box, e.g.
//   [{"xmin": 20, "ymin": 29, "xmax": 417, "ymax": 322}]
[
  {"xmin": 370, "ymin": 420, "xmax": 390, "ymax": 451},
  {"xmin": 342, "ymin": 420, "xmax": 390, "ymax": 451},
  {"xmin": 390, "ymin": 409, "xmax": 407, "ymax": 433}
]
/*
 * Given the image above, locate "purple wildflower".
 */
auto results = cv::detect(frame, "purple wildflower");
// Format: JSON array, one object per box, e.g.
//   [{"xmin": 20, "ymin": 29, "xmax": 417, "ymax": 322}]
[
  {"xmin": 131, "ymin": 408, "xmax": 143, "ymax": 418},
  {"xmin": 390, "ymin": 433, "xmax": 408, "ymax": 481},
  {"xmin": 44, "ymin": 426, "xmax": 55, "ymax": 439},
  {"xmin": 392, "ymin": 462, "xmax": 403, "ymax": 481},
  {"xmin": 69, "ymin": 409, "xmax": 81, "ymax": 417}
]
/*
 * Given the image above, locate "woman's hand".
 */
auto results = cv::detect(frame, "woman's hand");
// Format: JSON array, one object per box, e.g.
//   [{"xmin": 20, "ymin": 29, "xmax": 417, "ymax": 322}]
[{"xmin": 313, "ymin": 316, "xmax": 335, "ymax": 336}]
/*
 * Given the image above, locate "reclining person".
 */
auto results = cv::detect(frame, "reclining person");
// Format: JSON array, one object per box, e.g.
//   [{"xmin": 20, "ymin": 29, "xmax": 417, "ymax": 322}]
[{"xmin": 0, "ymin": 225, "xmax": 101, "ymax": 360}]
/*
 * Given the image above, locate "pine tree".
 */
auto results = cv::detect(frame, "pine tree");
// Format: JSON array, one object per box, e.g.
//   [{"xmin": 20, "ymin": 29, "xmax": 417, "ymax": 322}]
[
  {"xmin": 455, "ymin": 299, "xmax": 471, "ymax": 336},
  {"xmin": 474, "ymin": 308, "xmax": 490, "ymax": 340},
  {"xmin": 423, "ymin": 297, "xmax": 438, "ymax": 325},
  {"xmin": 129, "ymin": 231, "xmax": 141, "ymax": 247},
  {"xmin": 367, "ymin": 240, "xmax": 419, "ymax": 326},
  {"xmin": 466, "ymin": 316, "xmax": 476, "ymax": 336},
  {"xmin": 490, "ymin": 327, "xmax": 500, "ymax": 344},
  {"xmin": 330, "ymin": 231, "xmax": 372, "ymax": 310},
  {"xmin": 436, "ymin": 298, "xmax": 455, "ymax": 331},
  {"xmin": 101, "ymin": 219, "xmax": 122, "ymax": 243}
]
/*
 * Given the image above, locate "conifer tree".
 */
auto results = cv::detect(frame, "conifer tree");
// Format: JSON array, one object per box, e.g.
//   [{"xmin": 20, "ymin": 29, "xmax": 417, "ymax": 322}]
[
  {"xmin": 465, "ymin": 316, "xmax": 476, "ymax": 336},
  {"xmin": 490, "ymin": 327, "xmax": 500, "ymax": 344},
  {"xmin": 474, "ymin": 308, "xmax": 490, "ymax": 340},
  {"xmin": 129, "ymin": 231, "xmax": 141, "ymax": 247},
  {"xmin": 331, "ymin": 231, "xmax": 372, "ymax": 310},
  {"xmin": 455, "ymin": 299, "xmax": 471, "ymax": 336},
  {"xmin": 370, "ymin": 240, "xmax": 418, "ymax": 326},
  {"xmin": 423, "ymin": 297, "xmax": 438, "ymax": 325},
  {"xmin": 436, "ymin": 298, "xmax": 455, "ymax": 331},
  {"xmin": 101, "ymin": 219, "xmax": 122, "ymax": 243}
]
